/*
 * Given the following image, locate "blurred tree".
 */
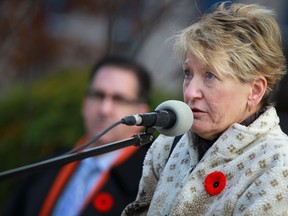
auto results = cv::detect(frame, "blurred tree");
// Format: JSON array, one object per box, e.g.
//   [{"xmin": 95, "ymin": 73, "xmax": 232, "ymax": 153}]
[
  {"xmin": 0, "ymin": 0, "xmax": 182, "ymax": 94},
  {"xmin": 0, "ymin": 68, "xmax": 88, "ymax": 210}
]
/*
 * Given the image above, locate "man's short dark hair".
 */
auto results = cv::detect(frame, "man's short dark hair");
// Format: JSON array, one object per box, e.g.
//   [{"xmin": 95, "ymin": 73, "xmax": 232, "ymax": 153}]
[{"xmin": 89, "ymin": 55, "xmax": 152, "ymax": 104}]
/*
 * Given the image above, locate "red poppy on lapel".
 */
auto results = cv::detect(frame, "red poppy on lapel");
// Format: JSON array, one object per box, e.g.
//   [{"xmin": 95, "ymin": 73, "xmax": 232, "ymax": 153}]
[
  {"xmin": 93, "ymin": 192, "xmax": 114, "ymax": 212},
  {"xmin": 204, "ymin": 171, "xmax": 226, "ymax": 196}
]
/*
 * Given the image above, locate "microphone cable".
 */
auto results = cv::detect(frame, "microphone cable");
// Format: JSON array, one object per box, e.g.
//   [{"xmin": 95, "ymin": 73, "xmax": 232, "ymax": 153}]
[{"xmin": 64, "ymin": 119, "xmax": 124, "ymax": 155}]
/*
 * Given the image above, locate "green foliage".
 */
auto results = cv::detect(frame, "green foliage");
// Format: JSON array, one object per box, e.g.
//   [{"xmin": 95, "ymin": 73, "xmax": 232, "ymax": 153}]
[
  {"xmin": 0, "ymin": 68, "xmax": 88, "ymax": 209},
  {"xmin": 0, "ymin": 69, "xmax": 88, "ymax": 167}
]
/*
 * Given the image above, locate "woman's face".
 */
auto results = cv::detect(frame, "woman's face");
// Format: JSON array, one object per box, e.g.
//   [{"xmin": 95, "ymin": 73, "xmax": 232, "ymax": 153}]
[{"xmin": 183, "ymin": 51, "xmax": 252, "ymax": 140}]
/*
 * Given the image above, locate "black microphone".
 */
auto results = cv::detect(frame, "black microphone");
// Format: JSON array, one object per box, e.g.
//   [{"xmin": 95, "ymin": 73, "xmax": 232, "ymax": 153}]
[{"xmin": 121, "ymin": 100, "xmax": 193, "ymax": 136}]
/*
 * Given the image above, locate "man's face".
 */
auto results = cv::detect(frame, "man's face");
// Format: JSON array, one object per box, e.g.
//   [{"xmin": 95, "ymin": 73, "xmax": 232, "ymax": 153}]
[{"xmin": 82, "ymin": 66, "xmax": 148, "ymax": 146}]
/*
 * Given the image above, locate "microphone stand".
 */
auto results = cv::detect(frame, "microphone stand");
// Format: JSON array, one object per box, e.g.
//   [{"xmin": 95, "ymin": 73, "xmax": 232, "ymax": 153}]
[{"xmin": 0, "ymin": 127, "xmax": 155, "ymax": 181}]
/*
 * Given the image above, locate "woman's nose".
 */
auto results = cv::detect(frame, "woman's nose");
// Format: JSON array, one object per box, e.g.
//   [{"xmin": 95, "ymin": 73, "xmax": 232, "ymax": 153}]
[{"xmin": 183, "ymin": 79, "xmax": 203, "ymax": 100}]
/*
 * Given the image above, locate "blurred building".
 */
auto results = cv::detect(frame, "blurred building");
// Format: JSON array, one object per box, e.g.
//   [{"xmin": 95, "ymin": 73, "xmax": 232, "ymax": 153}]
[{"xmin": 0, "ymin": 0, "xmax": 287, "ymax": 94}]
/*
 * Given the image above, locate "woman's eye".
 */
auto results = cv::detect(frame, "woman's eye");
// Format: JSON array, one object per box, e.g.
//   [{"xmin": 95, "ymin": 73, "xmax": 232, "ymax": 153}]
[
  {"xmin": 184, "ymin": 69, "xmax": 193, "ymax": 78},
  {"xmin": 206, "ymin": 72, "xmax": 216, "ymax": 80}
]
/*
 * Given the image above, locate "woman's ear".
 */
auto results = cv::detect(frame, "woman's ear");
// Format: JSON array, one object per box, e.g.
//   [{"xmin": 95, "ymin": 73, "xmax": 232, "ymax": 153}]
[{"xmin": 248, "ymin": 76, "xmax": 267, "ymax": 107}]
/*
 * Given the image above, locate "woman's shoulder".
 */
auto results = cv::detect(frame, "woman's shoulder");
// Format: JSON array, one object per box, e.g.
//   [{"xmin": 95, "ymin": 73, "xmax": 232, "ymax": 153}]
[{"xmin": 149, "ymin": 134, "xmax": 176, "ymax": 158}]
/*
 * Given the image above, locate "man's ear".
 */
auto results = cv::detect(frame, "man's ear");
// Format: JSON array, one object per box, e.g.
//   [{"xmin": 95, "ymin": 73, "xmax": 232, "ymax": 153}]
[
  {"xmin": 248, "ymin": 76, "xmax": 267, "ymax": 107},
  {"xmin": 81, "ymin": 97, "xmax": 89, "ymax": 117}
]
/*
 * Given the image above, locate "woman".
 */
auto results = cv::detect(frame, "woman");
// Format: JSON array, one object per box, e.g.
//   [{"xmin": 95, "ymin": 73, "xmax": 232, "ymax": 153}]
[{"xmin": 122, "ymin": 2, "xmax": 288, "ymax": 216}]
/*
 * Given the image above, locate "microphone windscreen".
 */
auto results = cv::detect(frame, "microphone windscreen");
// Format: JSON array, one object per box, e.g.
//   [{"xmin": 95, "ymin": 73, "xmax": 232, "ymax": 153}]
[{"xmin": 155, "ymin": 100, "xmax": 193, "ymax": 136}]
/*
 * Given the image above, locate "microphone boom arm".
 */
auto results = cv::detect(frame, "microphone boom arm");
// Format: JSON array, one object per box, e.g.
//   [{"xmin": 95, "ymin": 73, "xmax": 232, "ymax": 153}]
[{"xmin": 0, "ymin": 129, "xmax": 154, "ymax": 181}]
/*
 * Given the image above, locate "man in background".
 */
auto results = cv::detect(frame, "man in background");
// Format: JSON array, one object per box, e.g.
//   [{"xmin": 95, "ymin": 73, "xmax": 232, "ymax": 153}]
[{"xmin": 4, "ymin": 55, "xmax": 152, "ymax": 216}]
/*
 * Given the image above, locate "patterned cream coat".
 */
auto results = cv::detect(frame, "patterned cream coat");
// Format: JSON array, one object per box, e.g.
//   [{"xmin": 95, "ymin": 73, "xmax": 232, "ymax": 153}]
[{"xmin": 122, "ymin": 107, "xmax": 288, "ymax": 216}]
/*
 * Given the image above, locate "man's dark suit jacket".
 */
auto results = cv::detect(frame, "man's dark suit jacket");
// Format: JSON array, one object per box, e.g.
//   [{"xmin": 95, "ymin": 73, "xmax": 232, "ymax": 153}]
[{"xmin": 3, "ymin": 138, "xmax": 150, "ymax": 216}]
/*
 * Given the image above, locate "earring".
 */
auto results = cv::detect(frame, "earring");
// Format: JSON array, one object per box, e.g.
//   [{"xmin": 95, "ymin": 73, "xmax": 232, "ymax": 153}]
[{"xmin": 248, "ymin": 103, "xmax": 253, "ymax": 112}]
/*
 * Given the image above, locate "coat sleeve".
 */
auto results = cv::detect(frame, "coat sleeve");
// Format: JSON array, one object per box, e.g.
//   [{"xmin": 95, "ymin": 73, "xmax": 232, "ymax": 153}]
[{"xmin": 121, "ymin": 135, "xmax": 174, "ymax": 216}]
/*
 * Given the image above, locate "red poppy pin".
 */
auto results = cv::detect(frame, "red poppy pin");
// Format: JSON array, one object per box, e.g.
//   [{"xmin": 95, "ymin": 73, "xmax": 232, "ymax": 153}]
[
  {"xmin": 93, "ymin": 192, "xmax": 114, "ymax": 212},
  {"xmin": 204, "ymin": 171, "xmax": 226, "ymax": 196}
]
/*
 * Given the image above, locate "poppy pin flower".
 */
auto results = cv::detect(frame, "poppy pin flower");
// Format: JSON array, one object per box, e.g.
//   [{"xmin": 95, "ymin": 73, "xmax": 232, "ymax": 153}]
[
  {"xmin": 93, "ymin": 192, "xmax": 114, "ymax": 212},
  {"xmin": 204, "ymin": 171, "xmax": 226, "ymax": 196}
]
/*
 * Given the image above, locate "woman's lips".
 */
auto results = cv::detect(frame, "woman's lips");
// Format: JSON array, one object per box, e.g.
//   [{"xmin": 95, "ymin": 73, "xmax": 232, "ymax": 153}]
[
  {"xmin": 192, "ymin": 107, "xmax": 203, "ymax": 112},
  {"xmin": 191, "ymin": 107, "xmax": 204, "ymax": 117}
]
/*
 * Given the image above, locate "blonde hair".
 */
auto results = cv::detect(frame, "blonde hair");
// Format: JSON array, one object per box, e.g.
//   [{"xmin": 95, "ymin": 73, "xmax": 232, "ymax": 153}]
[{"xmin": 173, "ymin": 2, "xmax": 286, "ymax": 103}]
